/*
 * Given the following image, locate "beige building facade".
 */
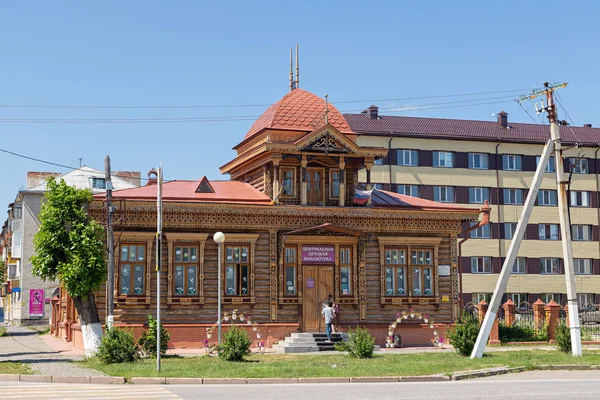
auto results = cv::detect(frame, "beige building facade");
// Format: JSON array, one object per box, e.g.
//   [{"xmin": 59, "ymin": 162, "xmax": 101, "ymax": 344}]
[{"xmin": 348, "ymin": 107, "xmax": 600, "ymax": 307}]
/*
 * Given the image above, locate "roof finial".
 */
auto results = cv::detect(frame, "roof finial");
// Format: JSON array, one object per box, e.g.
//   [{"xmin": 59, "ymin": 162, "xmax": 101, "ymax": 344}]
[
  {"xmin": 289, "ymin": 48, "xmax": 294, "ymax": 91},
  {"xmin": 324, "ymin": 94, "xmax": 329, "ymax": 125},
  {"xmin": 295, "ymin": 44, "xmax": 299, "ymax": 89}
]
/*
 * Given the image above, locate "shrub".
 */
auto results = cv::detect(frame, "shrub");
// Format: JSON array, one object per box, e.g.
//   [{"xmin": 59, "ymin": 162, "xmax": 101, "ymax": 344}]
[
  {"xmin": 96, "ymin": 327, "xmax": 139, "ymax": 364},
  {"xmin": 447, "ymin": 316, "xmax": 480, "ymax": 356},
  {"xmin": 138, "ymin": 315, "xmax": 170, "ymax": 357},
  {"xmin": 555, "ymin": 322, "xmax": 571, "ymax": 353},
  {"xmin": 0, "ymin": 328, "xmax": 9, "ymax": 337},
  {"xmin": 217, "ymin": 324, "xmax": 252, "ymax": 362},
  {"xmin": 334, "ymin": 327, "xmax": 375, "ymax": 358},
  {"xmin": 499, "ymin": 322, "xmax": 548, "ymax": 343}
]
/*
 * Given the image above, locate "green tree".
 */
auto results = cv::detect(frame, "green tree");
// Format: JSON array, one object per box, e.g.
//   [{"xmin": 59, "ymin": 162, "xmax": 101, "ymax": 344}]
[
  {"xmin": 0, "ymin": 260, "xmax": 6, "ymax": 281},
  {"xmin": 31, "ymin": 177, "xmax": 106, "ymax": 356}
]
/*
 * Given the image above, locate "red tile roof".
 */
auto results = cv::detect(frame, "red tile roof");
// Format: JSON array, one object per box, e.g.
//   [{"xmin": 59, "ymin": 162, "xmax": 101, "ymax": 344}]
[
  {"xmin": 103, "ymin": 179, "xmax": 272, "ymax": 205},
  {"xmin": 372, "ymin": 189, "xmax": 479, "ymax": 212},
  {"xmin": 345, "ymin": 113, "xmax": 600, "ymax": 145},
  {"xmin": 244, "ymin": 89, "xmax": 353, "ymax": 140}
]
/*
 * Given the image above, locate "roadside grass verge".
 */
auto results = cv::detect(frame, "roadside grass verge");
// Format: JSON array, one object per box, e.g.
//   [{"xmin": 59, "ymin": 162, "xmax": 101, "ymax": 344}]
[
  {"xmin": 79, "ymin": 350, "xmax": 600, "ymax": 379},
  {"xmin": 0, "ymin": 362, "xmax": 32, "ymax": 375}
]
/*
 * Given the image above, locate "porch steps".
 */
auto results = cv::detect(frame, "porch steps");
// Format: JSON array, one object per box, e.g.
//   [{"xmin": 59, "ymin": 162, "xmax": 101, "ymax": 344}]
[{"xmin": 273, "ymin": 332, "xmax": 348, "ymax": 353}]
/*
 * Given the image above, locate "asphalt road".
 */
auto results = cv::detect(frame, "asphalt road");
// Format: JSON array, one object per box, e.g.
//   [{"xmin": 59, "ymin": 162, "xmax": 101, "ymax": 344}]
[{"xmin": 7, "ymin": 371, "xmax": 600, "ymax": 400}]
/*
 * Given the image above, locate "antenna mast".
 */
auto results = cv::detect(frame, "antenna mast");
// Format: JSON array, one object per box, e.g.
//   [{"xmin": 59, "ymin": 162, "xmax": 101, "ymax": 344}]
[
  {"xmin": 289, "ymin": 48, "xmax": 294, "ymax": 91},
  {"xmin": 295, "ymin": 44, "xmax": 299, "ymax": 89}
]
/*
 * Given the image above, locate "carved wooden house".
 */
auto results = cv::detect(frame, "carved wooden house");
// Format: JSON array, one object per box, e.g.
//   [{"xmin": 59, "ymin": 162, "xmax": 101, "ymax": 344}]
[{"xmin": 54, "ymin": 88, "xmax": 486, "ymax": 349}]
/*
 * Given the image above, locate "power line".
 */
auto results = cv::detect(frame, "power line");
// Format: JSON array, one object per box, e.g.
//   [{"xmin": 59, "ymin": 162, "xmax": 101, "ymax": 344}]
[
  {"xmin": 517, "ymin": 100, "xmax": 539, "ymax": 124},
  {"xmin": 0, "ymin": 88, "xmax": 530, "ymax": 110}
]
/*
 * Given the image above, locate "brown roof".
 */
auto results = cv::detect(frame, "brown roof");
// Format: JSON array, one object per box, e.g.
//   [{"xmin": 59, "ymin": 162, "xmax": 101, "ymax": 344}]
[
  {"xmin": 244, "ymin": 89, "xmax": 352, "ymax": 140},
  {"xmin": 345, "ymin": 113, "xmax": 600, "ymax": 145},
  {"xmin": 372, "ymin": 190, "xmax": 479, "ymax": 212},
  {"xmin": 104, "ymin": 179, "xmax": 272, "ymax": 205}
]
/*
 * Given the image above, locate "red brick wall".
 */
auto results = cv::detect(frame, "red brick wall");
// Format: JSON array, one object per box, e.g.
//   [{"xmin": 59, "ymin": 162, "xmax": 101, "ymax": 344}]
[{"xmin": 339, "ymin": 323, "xmax": 451, "ymax": 347}]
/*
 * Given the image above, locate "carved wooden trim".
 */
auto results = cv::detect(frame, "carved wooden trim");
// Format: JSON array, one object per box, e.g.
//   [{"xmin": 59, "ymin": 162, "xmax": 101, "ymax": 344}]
[
  {"xmin": 114, "ymin": 232, "xmax": 154, "ymax": 305},
  {"xmin": 164, "ymin": 233, "xmax": 209, "ymax": 306},
  {"xmin": 284, "ymin": 235, "xmax": 358, "ymax": 245},
  {"xmin": 269, "ymin": 230, "xmax": 278, "ymax": 320}
]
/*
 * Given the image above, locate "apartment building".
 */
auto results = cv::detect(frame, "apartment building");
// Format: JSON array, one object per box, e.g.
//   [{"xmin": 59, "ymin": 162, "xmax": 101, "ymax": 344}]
[
  {"xmin": 350, "ymin": 106, "xmax": 600, "ymax": 307},
  {"xmin": 1, "ymin": 167, "xmax": 140, "ymax": 326}
]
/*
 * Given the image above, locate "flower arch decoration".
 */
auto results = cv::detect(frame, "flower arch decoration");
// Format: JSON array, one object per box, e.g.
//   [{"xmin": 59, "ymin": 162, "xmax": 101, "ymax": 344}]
[
  {"xmin": 387, "ymin": 308, "xmax": 443, "ymax": 348},
  {"xmin": 206, "ymin": 309, "xmax": 265, "ymax": 352}
]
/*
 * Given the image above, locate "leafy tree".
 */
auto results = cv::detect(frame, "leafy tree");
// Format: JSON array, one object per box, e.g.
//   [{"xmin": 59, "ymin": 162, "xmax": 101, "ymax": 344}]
[
  {"xmin": 31, "ymin": 177, "xmax": 106, "ymax": 356},
  {"xmin": 0, "ymin": 260, "xmax": 6, "ymax": 281}
]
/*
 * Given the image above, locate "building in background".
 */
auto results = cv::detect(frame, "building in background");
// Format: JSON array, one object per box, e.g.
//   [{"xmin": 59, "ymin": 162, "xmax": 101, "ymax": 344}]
[
  {"xmin": 0, "ymin": 166, "xmax": 140, "ymax": 326},
  {"xmin": 351, "ymin": 106, "xmax": 600, "ymax": 307}
]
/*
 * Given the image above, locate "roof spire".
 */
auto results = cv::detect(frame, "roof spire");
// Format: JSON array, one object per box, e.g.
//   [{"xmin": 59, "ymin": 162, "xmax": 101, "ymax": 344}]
[
  {"xmin": 324, "ymin": 94, "xmax": 329, "ymax": 125},
  {"xmin": 295, "ymin": 44, "xmax": 299, "ymax": 89},
  {"xmin": 289, "ymin": 48, "xmax": 294, "ymax": 91}
]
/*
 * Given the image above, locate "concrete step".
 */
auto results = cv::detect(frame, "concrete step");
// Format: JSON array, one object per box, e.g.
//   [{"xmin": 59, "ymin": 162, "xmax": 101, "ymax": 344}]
[{"xmin": 274, "ymin": 332, "xmax": 348, "ymax": 354}]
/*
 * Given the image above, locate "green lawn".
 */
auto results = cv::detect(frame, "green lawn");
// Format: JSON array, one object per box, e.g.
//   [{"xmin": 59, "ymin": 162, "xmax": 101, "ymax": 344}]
[
  {"xmin": 0, "ymin": 362, "xmax": 32, "ymax": 375},
  {"xmin": 80, "ymin": 351, "xmax": 600, "ymax": 379}
]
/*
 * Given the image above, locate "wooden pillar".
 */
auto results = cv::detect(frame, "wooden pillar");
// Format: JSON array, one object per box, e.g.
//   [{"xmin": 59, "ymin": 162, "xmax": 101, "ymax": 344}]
[
  {"xmin": 273, "ymin": 161, "xmax": 280, "ymax": 204},
  {"xmin": 503, "ymin": 299, "xmax": 516, "ymax": 327},
  {"xmin": 300, "ymin": 155, "xmax": 307, "ymax": 206},
  {"xmin": 365, "ymin": 162, "xmax": 373, "ymax": 207},
  {"xmin": 339, "ymin": 157, "xmax": 346, "ymax": 207},
  {"xmin": 545, "ymin": 300, "xmax": 561, "ymax": 341}
]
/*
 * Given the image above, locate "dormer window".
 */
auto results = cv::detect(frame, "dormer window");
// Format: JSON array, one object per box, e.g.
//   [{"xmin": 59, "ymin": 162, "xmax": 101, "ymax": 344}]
[{"xmin": 91, "ymin": 177, "xmax": 106, "ymax": 189}]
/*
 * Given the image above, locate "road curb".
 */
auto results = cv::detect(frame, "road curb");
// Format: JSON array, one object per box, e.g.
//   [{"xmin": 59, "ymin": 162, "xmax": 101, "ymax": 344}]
[
  {"xmin": 0, "ymin": 374, "xmax": 20, "ymax": 382},
  {"xmin": 51, "ymin": 376, "xmax": 91, "ymax": 384},
  {"xmin": 130, "ymin": 377, "xmax": 166, "ymax": 384},
  {"xmin": 401, "ymin": 374, "xmax": 450, "ymax": 382},
  {"xmin": 20, "ymin": 375, "xmax": 52, "ymax": 383},
  {"xmin": 90, "ymin": 376, "xmax": 126, "ymax": 384},
  {"xmin": 452, "ymin": 366, "xmax": 526, "ymax": 381}
]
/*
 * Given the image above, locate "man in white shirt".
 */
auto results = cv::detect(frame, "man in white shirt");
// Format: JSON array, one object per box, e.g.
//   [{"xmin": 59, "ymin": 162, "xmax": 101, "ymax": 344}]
[{"xmin": 321, "ymin": 301, "xmax": 335, "ymax": 342}]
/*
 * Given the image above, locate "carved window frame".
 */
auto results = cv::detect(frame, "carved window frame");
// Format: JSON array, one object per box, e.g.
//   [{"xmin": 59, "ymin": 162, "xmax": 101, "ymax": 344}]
[
  {"xmin": 165, "ymin": 233, "xmax": 208, "ymax": 306},
  {"xmin": 280, "ymin": 166, "xmax": 296, "ymax": 197},
  {"xmin": 330, "ymin": 169, "xmax": 341, "ymax": 199},
  {"xmin": 378, "ymin": 236, "xmax": 443, "ymax": 305},
  {"xmin": 219, "ymin": 233, "xmax": 259, "ymax": 304},
  {"xmin": 115, "ymin": 232, "xmax": 154, "ymax": 305}
]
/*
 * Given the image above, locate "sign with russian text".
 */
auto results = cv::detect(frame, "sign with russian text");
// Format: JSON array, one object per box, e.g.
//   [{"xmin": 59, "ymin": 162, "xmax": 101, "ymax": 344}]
[
  {"xmin": 302, "ymin": 246, "xmax": 335, "ymax": 264},
  {"xmin": 29, "ymin": 289, "xmax": 44, "ymax": 317}
]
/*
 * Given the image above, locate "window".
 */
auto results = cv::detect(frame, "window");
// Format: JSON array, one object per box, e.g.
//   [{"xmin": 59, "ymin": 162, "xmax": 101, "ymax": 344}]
[
  {"xmin": 503, "ymin": 154, "xmax": 522, "ymax": 171},
  {"xmin": 539, "ymin": 224, "xmax": 559, "ymax": 240},
  {"xmin": 340, "ymin": 247, "xmax": 352, "ymax": 296},
  {"xmin": 504, "ymin": 223, "xmax": 517, "ymax": 239},
  {"xmin": 372, "ymin": 183, "xmax": 383, "ymax": 190},
  {"xmin": 512, "ymin": 258, "xmax": 526, "ymax": 274},
  {"xmin": 470, "ymin": 223, "xmax": 491, "ymax": 239},
  {"xmin": 538, "ymin": 190, "xmax": 557, "ymax": 206},
  {"xmin": 572, "ymin": 225, "xmax": 592, "ymax": 241},
  {"xmin": 433, "ymin": 151, "xmax": 454, "ymax": 168},
  {"xmin": 541, "ymin": 258, "xmax": 560, "ymax": 274},
  {"xmin": 469, "ymin": 187, "xmax": 489, "ymax": 204},
  {"xmin": 284, "ymin": 246, "xmax": 297, "ymax": 296},
  {"xmin": 91, "ymin": 177, "xmax": 106, "ymax": 189},
  {"xmin": 330, "ymin": 169, "xmax": 340, "ymax": 198},
  {"xmin": 225, "ymin": 246, "xmax": 250, "ymax": 296},
  {"xmin": 569, "ymin": 158, "xmax": 588, "ymax": 174},
  {"xmin": 471, "ymin": 257, "xmax": 492, "ymax": 273},
  {"xmin": 570, "ymin": 191, "xmax": 590, "ymax": 207},
  {"xmin": 536, "ymin": 156, "xmax": 556, "ymax": 172},
  {"xmin": 578, "ymin": 293, "xmax": 594, "ymax": 307},
  {"xmin": 411, "ymin": 249, "xmax": 434, "ymax": 296},
  {"xmin": 119, "ymin": 244, "xmax": 146, "ymax": 295},
  {"xmin": 542, "ymin": 293, "xmax": 561, "ymax": 304},
  {"xmin": 473, "ymin": 293, "xmax": 492, "ymax": 303},
  {"xmin": 374, "ymin": 158, "xmax": 384, "ymax": 165},
  {"xmin": 397, "ymin": 185, "xmax": 420, "ymax": 197},
  {"xmin": 575, "ymin": 259, "xmax": 592, "ymax": 275},
  {"xmin": 434, "ymin": 186, "xmax": 455, "ymax": 203},
  {"xmin": 281, "ymin": 167, "xmax": 295, "ymax": 196},
  {"xmin": 8, "ymin": 264, "xmax": 17, "ymax": 279},
  {"xmin": 384, "ymin": 247, "xmax": 407, "ymax": 296},
  {"xmin": 508, "ymin": 293, "xmax": 527, "ymax": 306},
  {"xmin": 468, "ymin": 153, "xmax": 489, "ymax": 169},
  {"xmin": 397, "ymin": 149, "xmax": 418, "ymax": 166},
  {"xmin": 504, "ymin": 189, "xmax": 524, "ymax": 205},
  {"xmin": 13, "ymin": 204, "xmax": 22, "ymax": 219},
  {"xmin": 173, "ymin": 246, "xmax": 198, "ymax": 296}
]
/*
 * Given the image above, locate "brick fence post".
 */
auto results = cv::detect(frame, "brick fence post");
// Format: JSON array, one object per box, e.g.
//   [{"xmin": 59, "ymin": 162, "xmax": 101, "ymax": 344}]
[
  {"xmin": 532, "ymin": 299, "xmax": 545, "ymax": 333},
  {"xmin": 476, "ymin": 299, "xmax": 500, "ymax": 344},
  {"xmin": 477, "ymin": 300, "xmax": 488, "ymax": 326},
  {"xmin": 545, "ymin": 300, "xmax": 561, "ymax": 342},
  {"xmin": 503, "ymin": 299, "xmax": 515, "ymax": 327},
  {"xmin": 563, "ymin": 304, "xmax": 570, "ymax": 328}
]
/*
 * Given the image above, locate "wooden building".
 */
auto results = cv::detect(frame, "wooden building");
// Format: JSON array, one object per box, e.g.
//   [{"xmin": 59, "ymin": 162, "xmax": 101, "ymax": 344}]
[{"xmin": 54, "ymin": 88, "xmax": 486, "ymax": 348}]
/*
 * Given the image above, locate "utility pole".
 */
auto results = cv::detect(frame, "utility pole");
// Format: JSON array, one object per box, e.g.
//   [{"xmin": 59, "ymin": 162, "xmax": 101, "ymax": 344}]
[
  {"xmin": 156, "ymin": 163, "xmax": 163, "ymax": 372},
  {"xmin": 104, "ymin": 156, "xmax": 114, "ymax": 330},
  {"xmin": 471, "ymin": 82, "xmax": 581, "ymax": 358}
]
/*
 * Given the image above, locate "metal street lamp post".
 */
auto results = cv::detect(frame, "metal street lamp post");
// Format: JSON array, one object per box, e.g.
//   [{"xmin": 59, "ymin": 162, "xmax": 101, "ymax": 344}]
[{"xmin": 213, "ymin": 232, "xmax": 225, "ymax": 345}]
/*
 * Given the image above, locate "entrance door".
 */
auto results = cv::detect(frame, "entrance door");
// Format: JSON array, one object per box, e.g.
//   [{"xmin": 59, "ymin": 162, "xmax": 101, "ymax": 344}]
[
  {"xmin": 306, "ymin": 168, "xmax": 324, "ymax": 206},
  {"xmin": 302, "ymin": 265, "xmax": 334, "ymax": 332}
]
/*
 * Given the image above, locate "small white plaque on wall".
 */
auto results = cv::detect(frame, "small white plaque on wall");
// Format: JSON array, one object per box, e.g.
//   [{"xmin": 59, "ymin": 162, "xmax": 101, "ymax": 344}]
[{"xmin": 438, "ymin": 265, "xmax": 451, "ymax": 276}]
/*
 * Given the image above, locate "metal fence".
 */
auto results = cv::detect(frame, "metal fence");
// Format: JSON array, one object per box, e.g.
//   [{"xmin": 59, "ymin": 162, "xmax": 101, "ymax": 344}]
[
  {"xmin": 579, "ymin": 304, "xmax": 600, "ymax": 341},
  {"xmin": 462, "ymin": 302, "xmax": 478, "ymax": 322},
  {"xmin": 514, "ymin": 301, "xmax": 544, "ymax": 331}
]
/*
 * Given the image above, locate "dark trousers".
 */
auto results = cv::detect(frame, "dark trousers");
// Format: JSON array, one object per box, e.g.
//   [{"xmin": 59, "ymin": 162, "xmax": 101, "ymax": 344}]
[{"xmin": 326, "ymin": 323, "xmax": 332, "ymax": 340}]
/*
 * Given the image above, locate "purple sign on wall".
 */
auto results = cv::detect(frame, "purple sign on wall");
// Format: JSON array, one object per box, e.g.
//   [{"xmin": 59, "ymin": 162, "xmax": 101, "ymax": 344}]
[
  {"xmin": 29, "ymin": 289, "xmax": 44, "ymax": 317},
  {"xmin": 302, "ymin": 246, "xmax": 335, "ymax": 264}
]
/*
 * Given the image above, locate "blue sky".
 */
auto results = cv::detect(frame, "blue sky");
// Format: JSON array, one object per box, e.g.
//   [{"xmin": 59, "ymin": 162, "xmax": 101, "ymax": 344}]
[{"xmin": 1, "ymin": 1, "xmax": 599, "ymax": 209}]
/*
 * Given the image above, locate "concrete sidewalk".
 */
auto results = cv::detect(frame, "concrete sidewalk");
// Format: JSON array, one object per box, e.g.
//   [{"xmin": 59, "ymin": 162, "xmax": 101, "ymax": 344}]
[{"xmin": 0, "ymin": 324, "xmax": 104, "ymax": 377}]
